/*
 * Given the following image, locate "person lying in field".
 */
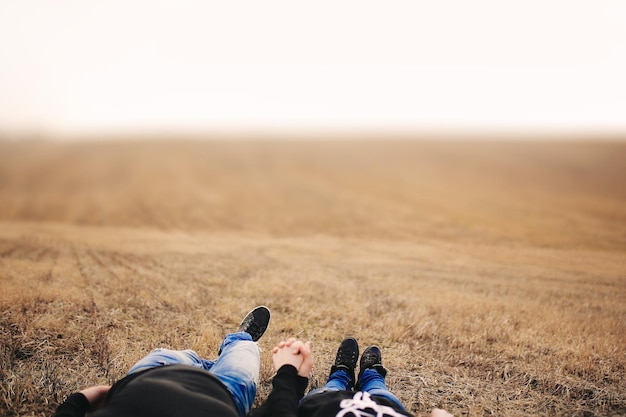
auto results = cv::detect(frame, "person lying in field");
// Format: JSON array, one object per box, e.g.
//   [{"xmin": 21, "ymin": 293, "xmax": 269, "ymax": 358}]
[
  {"xmin": 54, "ymin": 306, "xmax": 272, "ymax": 417},
  {"xmin": 54, "ymin": 306, "xmax": 451, "ymax": 417},
  {"xmin": 251, "ymin": 336, "xmax": 452, "ymax": 417}
]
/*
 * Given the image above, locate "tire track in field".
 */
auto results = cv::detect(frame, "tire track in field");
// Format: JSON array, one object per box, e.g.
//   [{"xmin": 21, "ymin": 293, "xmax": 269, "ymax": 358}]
[
  {"xmin": 70, "ymin": 244, "xmax": 119, "ymax": 303},
  {"xmin": 95, "ymin": 249, "xmax": 181, "ymax": 307},
  {"xmin": 0, "ymin": 237, "xmax": 13, "ymax": 250},
  {"xmin": 130, "ymin": 252, "xmax": 169, "ymax": 276},
  {"xmin": 36, "ymin": 246, "xmax": 61, "ymax": 283},
  {"xmin": 110, "ymin": 251, "xmax": 169, "ymax": 279},
  {"xmin": 75, "ymin": 245, "xmax": 121, "ymax": 286},
  {"xmin": 28, "ymin": 235, "xmax": 66, "ymax": 263},
  {"xmin": 0, "ymin": 236, "xmax": 64, "ymax": 283},
  {"xmin": 71, "ymin": 245, "xmax": 92, "ymax": 286},
  {"xmin": 135, "ymin": 198, "xmax": 170, "ymax": 230},
  {"xmin": 0, "ymin": 238, "xmax": 15, "ymax": 272},
  {"xmin": 0, "ymin": 240, "xmax": 21, "ymax": 258},
  {"xmin": 71, "ymin": 246, "xmax": 159, "ymax": 293},
  {"xmin": 33, "ymin": 245, "xmax": 60, "ymax": 263},
  {"xmin": 103, "ymin": 251, "xmax": 163, "ymax": 301},
  {"xmin": 0, "ymin": 237, "xmax": 57, "ymax": 263},
  {"xmin": 87, "ymin": 249, "xmax": 122, "ymax": 283}
]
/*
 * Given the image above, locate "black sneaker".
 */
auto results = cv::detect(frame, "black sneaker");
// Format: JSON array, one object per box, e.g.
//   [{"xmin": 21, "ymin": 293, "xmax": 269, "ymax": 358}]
[
  {"xmin": 237, "ymin": 306, "xmax": 271, "ymax": 341},
  {"xmin": 330, "ymin": 337, "xmax": 359, "ymax": 388},
  {"xmin": 357, "ymin": 345, "xmax": 387, "ymax": 389}
]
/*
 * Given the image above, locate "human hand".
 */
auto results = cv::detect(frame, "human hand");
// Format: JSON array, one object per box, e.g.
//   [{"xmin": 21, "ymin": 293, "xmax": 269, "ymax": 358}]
[
  {"xmin": 430, "ymin": 409, "xmax": 453, "ymax": 417},
  {"xmin": 296, "ymin": 340, "xmax": 313, "ymax": 378},
  {"xmin": 273, "ymin": 338, "xmax": 313, "ymax": 378},
  {"xmin": 79, "ymin": 385, "xmax": 111, "ymax": 410},
  {"xmin": 272, "ymin": 338, "xmax": 304, "ymax": 371}
]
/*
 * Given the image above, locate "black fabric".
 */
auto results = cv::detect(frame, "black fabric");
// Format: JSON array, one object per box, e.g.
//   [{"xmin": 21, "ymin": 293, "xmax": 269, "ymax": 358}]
[
  {"xmin": 53, "ymin": 365, "xmax": 238, "ymax": 417},
  {"xmin": 299, "ymin": 390, "xmax": 414, "ymax": 417},
  {"xmin": 250, "ymin": 365, "xmax": 308, "ymax": 417},
  {"xmin": 53, "ymin": 393, "xmax": 90, "ymax": 417},
  {"xmin": 251, "ymin": 365, "xmax": 412, "ymax": 417}
]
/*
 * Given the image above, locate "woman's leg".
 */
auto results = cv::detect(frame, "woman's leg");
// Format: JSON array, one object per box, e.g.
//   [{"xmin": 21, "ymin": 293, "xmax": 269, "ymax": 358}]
[
  {"xmin": 302, "ymin": 337, "xmax": 359, "ymax": 403},
  {"xmin": 304, "ymin": 367, "xmax": 352, "ymax": 399},
  {"xmin": 357, "ymin": 368, "xmax": 406, "ymax": 410}
]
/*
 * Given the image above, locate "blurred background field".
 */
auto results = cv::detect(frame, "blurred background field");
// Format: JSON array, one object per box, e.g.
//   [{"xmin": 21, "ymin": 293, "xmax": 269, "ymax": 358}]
[{"xmin": 0, "ymin": 138, "xmax": 624, "ymax": 416}]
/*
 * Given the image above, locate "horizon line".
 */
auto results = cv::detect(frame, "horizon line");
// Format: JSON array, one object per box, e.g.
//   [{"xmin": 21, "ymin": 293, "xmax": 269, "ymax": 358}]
[{"xmin": 1, "ymin": 125, "xmax": 625, "ymax": 142}]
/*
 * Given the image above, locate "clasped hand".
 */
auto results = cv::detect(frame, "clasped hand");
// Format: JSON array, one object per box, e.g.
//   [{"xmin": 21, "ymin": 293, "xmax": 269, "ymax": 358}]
[{"xmin": 272, "ymin": 337, "xmax": 313, "ymax": 378}]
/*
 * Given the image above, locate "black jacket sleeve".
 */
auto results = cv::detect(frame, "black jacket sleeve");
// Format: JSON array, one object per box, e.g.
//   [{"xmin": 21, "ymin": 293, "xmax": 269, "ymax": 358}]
[
  {"xmin": 250, "ymin": 365, "xmax": 309, "ymax": 417},
  {"xmin": 53, "ymin": 393, "xmax": 89, "ymax": 417}
]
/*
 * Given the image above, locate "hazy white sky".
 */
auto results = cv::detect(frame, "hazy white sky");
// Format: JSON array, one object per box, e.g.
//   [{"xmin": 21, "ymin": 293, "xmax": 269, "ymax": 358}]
[{"xmin": 1, "ymin": 0, "xmax": 625, "ymax": 135}]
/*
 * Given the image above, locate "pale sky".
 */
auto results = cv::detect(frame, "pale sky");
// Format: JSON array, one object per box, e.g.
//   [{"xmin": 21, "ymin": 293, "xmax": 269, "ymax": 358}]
[{"xmin": 1, "ymin": 0, "xmax": 625, "ymax": 135}]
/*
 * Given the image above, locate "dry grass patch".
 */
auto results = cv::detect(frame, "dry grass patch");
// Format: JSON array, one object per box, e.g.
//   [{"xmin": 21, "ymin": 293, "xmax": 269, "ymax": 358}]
[{"xmin": 0, "ymin": 139, "xmax": 625, "ymax": 416}]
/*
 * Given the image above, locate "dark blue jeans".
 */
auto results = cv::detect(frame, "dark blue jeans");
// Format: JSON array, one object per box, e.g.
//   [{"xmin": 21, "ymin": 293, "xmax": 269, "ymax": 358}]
[{"xmin": 303, "ymin": 368, "xmax": 406, "ymax": 410}]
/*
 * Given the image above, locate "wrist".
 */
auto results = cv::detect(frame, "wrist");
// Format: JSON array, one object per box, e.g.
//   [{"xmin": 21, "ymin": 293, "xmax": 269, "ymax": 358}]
[{"xmin": 277, "ymin": 364, "xmax": 299, "ymax": 375}]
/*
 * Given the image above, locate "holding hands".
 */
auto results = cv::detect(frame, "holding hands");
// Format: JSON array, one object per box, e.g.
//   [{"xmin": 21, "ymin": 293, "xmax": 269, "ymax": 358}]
[{"xmin": 272, "ymin": 338, "xmax": 313, "ymax": 378}]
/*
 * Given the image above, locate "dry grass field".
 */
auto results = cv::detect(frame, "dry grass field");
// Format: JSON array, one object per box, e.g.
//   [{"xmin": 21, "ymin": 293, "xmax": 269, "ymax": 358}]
[{"xmin": 0, "ymin": 138, "xmax": 625, "ymax": 416}]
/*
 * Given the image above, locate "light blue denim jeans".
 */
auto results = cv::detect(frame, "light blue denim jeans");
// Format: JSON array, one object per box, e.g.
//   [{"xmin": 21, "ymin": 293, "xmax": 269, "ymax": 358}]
[
  {"xmin": 303, "ymin": 368, "xmax": 405, "ymax": 410},
  {"xmin": 126, "ymin": 332, "xmax": 260, "ymax": 417}
]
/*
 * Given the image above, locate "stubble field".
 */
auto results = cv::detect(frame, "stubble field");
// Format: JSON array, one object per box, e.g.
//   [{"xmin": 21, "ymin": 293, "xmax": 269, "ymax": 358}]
[{"xmin": 0, "ymin": 138, "xmax": 625, "ymax": 416}]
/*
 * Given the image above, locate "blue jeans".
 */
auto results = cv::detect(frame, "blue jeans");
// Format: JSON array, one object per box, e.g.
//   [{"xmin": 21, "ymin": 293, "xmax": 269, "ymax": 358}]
[
  {"xmin": 127, "ymin": 332, "xmax": 259, "ymax": 417},
  {"xmin": 303, "ymin": 368, "xmax": 405, "ymax": 411}
]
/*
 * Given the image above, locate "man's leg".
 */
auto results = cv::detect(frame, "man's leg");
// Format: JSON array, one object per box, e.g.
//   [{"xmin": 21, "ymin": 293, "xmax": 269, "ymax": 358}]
[
  {"xmin": 124, "ymin": 339, "xmax": 257, "ymax": 416},
  {"xmin": 126, "ymin": 348, "xmax": 205, "ymax": 375},
  {"xmin": 206, "ymin": 332, "xmax": 260, "ymax": 417},
  {"xmin": 207, "ymin": 306, "xmax": 270, "ymax": 417}
]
